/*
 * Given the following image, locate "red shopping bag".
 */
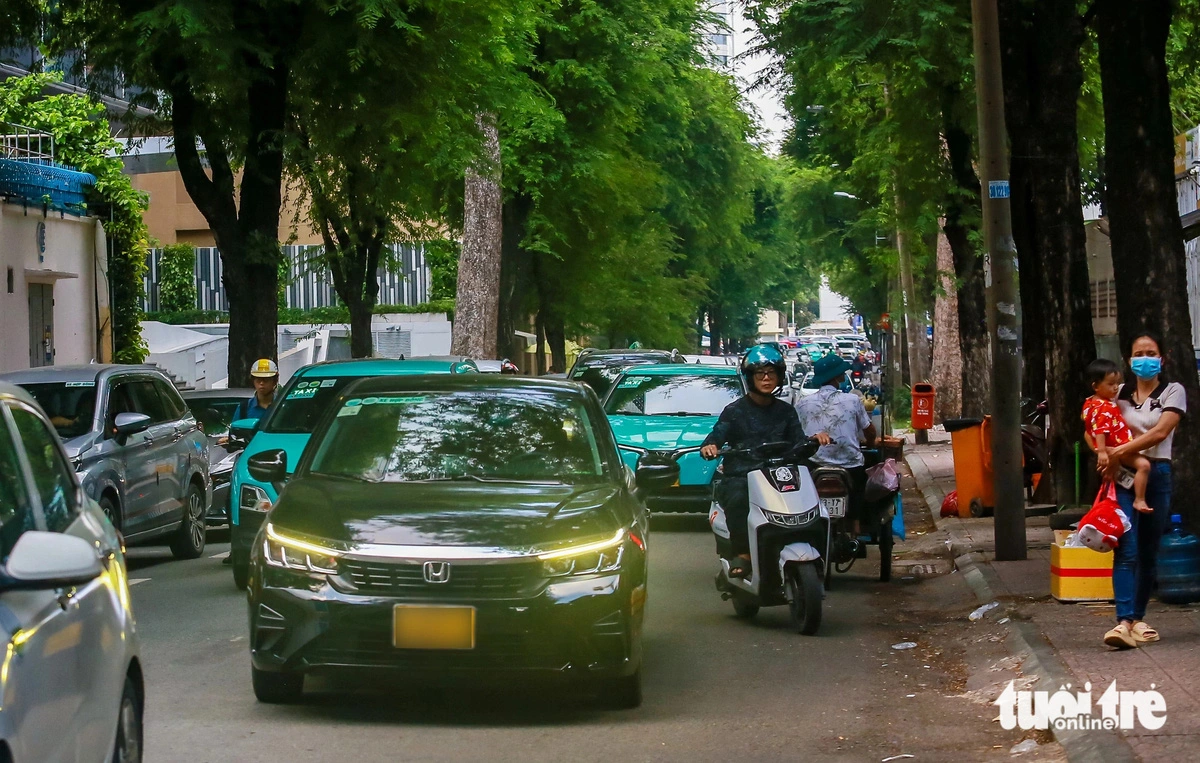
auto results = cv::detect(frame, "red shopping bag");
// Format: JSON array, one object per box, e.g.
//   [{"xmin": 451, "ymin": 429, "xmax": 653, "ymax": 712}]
[{"xmin": 1076, "ymin": 481, "xmax": 1131, "ymax": 552}]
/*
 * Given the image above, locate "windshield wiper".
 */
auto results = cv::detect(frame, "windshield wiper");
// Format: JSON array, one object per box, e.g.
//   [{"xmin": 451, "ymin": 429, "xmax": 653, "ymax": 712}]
[{"xmin": 652, "ymin": 411, "xmax": 706, "ymax": 417}]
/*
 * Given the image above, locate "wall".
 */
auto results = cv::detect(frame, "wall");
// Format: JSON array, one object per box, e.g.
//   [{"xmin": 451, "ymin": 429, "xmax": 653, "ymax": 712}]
[
  {"xmin": 127, "ymin": 169, "xmax": 320, "ymax": 247},
  {"xmin": 0, "ymin": 202, "xmax": 102, "ymax": 374}
]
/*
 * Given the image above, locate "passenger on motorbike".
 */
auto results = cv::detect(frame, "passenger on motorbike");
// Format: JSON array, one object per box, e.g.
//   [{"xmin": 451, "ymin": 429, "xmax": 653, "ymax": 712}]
[
  {"xmin": 794, "ymin": 354, "xmax": 877, "ymax": 533},
  {"xmin": 700, "ymin": 345, "xmax": 827, "ymax": 578}
]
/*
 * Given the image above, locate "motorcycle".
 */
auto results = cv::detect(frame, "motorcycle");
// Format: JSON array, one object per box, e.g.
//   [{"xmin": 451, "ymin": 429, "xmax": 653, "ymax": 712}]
[
  {"xmin": 704, "ymin": 439, "xmax": 828, "ymax": 635},
  {"xmin": 809, "ymin": 448, "xmax": 898, "ymax": 585}
]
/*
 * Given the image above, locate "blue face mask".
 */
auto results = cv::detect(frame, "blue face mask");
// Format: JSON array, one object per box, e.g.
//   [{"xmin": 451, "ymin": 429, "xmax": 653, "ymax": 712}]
[{"xmin": 1130, "ymin": 356, "xmax": 1162, "ymax": 380}]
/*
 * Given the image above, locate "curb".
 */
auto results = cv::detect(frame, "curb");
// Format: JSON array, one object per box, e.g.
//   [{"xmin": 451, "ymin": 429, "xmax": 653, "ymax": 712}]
[
  {"xmin": 903, "ymin": 449, "xmax": 947, "ymax": 520},
  {"xmin": 954, "ymin": 556, "xmax": 1138, "ymax": 762}
]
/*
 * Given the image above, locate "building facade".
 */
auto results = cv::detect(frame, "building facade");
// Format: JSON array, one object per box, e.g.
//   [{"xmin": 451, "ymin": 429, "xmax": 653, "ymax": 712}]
[{"xmin": 1, "ymin": 123, "xmax": 110, "ymax": 374}]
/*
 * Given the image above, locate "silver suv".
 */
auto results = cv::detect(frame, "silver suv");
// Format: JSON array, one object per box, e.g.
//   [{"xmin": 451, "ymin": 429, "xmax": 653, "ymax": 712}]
[{"xmin": 0, "ymin": 365, "xmax": 210, "ymax": 559}]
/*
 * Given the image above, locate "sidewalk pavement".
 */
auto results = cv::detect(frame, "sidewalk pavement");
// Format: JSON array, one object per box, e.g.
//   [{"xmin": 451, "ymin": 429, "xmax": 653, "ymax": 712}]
[{"xmin": 905, "ymin": 434, "xmax": 1200, "ymax": 762}]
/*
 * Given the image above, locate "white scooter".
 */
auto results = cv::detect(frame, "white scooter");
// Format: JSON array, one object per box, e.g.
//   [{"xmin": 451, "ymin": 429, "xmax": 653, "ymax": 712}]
[{"xmin": 706, "ymin": 439, "xmax": 828, "ymax": 635}]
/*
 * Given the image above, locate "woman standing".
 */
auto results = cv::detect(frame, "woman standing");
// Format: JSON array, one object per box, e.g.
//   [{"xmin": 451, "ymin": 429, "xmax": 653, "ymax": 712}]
[{"xmin": 1103, "ymin": 333, "xmax": 1186, "ymax": 649}]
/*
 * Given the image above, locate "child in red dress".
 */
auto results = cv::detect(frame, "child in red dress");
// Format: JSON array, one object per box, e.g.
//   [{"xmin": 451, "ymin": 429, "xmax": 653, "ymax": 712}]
[{"xmin": 1082, "ymin": 359, "xmax": 1151, "ymax": 513}]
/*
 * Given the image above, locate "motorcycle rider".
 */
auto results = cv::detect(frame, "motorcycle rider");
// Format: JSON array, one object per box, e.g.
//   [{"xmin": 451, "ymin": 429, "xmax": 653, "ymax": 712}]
[
  {"xmin": 701, "ymin": 345, "xmax": 828, "ymax": 578},
  {"xmin": 794, "ymin": 353, "xmax": 877, "ymax": 533}
]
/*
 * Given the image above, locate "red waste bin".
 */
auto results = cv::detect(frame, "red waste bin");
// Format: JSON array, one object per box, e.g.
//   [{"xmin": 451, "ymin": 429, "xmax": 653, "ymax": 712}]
[{"xmin": 911, "ymin": 383, "xmax": 935, "ymax": 430}]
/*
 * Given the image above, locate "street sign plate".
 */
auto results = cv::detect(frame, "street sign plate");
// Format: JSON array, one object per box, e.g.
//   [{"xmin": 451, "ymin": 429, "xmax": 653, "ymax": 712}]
[{"xmin": 988, "ymin": 180, "xmax": 1011, "ymax": 199}]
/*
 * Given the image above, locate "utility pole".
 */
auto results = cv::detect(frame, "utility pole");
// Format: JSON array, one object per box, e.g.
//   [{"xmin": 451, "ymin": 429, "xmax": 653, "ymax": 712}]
[{"xmin": 971, "ymin": 0, "xmax": 1026, "ymax": 560}]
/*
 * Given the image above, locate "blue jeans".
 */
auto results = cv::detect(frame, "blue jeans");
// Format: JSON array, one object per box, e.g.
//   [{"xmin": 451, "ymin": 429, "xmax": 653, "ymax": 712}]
[{"xmin": 1112, "ymin": 461, "xmax": 1172, "ymax": 622}]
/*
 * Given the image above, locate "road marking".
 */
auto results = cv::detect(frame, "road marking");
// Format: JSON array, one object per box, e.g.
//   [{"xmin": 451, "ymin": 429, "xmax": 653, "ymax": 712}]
[
  {"xmin": 129, "ymin": 578, "xmax": 150, "ymax": 586},
  {"xmin": 210, "ymin": 551, "xmax": 230, "ymax": 559}
]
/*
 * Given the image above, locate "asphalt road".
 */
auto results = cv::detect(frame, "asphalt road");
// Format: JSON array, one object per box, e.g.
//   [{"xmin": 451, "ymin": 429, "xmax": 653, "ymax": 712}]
[{"xmin": 125, "ymin": 519, "xmax": 1063, "ymax": 762}]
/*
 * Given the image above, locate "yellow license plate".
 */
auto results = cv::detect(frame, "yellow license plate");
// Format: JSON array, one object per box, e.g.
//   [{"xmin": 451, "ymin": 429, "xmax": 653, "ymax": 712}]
[{"xmin": 392, "ymin": 605, "xmax": 476, "ymax": 650}]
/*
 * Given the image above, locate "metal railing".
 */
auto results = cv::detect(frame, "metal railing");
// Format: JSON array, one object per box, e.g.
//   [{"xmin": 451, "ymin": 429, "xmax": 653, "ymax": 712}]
[{"xmin": 0, "ymin": 121, "xmax": 55, "ymax": 164}]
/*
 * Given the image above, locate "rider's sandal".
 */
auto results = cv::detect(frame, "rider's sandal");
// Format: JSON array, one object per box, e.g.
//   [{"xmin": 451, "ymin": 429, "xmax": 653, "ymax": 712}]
[
  {"xmin": 728, "ymin": 558, "xmax": 751, "ymax": 579},
  {"xmin": 1131, "ymin": 621, "xmax": 1160, "ymax": 645},
  {"xmin": 1104, "ymin": 622, "xmax": 1137, "ymax": 650}
]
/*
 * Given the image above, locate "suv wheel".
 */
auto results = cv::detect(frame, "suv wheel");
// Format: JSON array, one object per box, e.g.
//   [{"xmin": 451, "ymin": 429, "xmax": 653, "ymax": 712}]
[
  {"xmin": 170, "ymin": 483, "xmax": 207, "ymax": 559},
  {"xmin": 99, "ymin": 494, "xmax": 122, "ymax": 531}
]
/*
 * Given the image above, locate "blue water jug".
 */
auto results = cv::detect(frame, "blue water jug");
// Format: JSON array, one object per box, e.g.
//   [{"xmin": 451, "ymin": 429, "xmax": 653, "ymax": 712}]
[{"xmin": 1158, "ymin": 515, "xmax": 1200, "ymax": 605}]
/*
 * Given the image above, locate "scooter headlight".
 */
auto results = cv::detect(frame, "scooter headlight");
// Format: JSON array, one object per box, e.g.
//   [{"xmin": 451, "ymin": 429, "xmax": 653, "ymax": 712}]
[{"xmin": 763, "ymin": 508, "xmax": 818, "ymax": 527}]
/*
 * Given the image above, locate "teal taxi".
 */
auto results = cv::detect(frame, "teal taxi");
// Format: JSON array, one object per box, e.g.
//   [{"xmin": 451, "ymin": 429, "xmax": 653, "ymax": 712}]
[
  {"xmin": 227, "ymin": 357, "xmax": 476, "ymax": 588},
  {"xmin": 603, "ymin": 364, "xmax": 745, "ymax": 512}
]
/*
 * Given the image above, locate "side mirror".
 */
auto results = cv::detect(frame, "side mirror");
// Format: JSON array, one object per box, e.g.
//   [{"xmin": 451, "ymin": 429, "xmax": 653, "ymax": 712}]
[
  {"xmin": 247, "ymin": 448, "xmax": 288, "ymax": 485},
  {"xmin": 4, "ymin": 531, "xmax": 103, "ymax": 589},
  {"xmin": 112, "ymin": 412, "xmax": 151, "ymax": 439},
  {"xmin": 635, "ymin": 453, "xmax": 680, "ymax": 492}
]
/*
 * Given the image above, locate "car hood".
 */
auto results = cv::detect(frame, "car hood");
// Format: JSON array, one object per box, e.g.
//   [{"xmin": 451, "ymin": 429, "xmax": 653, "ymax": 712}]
[
  {"xmin": 62, "ymin": 432, "xmax": 98, "ymax": 460},
  {"xmin": 608, "ymin": 415, "xmax": 720, "ymax": 487},
  {"xmin": 270, "ymin": 478, "xmax": 625, "ymax": 551}
]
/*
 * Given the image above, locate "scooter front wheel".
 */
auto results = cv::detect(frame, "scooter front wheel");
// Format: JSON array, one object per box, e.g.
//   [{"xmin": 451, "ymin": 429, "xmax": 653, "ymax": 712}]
[
  {"xmin": 786, "ymin": 563, "xmax": 823, "ymax": 635},
  {"xmin": 731, "ymin": 592, "xmax": 759, "ymax": 619}
]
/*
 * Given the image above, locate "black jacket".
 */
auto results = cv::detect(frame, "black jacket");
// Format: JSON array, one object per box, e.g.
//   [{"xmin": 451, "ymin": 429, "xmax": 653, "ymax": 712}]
[{"xmin": 702, "ymin": 396, "xmax": 807, "ymax": 476}]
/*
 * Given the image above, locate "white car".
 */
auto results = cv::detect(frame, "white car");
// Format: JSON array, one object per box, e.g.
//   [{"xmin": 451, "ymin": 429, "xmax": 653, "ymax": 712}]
[{"xmin": 0, "ymin": 382, "xmax": 143, "ymax": 762}]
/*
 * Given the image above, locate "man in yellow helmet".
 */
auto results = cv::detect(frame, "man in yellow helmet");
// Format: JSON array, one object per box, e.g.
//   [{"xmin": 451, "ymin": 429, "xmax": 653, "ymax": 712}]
[{"xmin": 234, "ymin": 358, "xmax": 280, "ymax": 423}]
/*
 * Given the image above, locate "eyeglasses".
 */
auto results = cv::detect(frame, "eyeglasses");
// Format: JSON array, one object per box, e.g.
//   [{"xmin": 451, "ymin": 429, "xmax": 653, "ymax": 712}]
[{"xmin": 753, "ymin": 370, "xmax": 777, "ymax": 379}]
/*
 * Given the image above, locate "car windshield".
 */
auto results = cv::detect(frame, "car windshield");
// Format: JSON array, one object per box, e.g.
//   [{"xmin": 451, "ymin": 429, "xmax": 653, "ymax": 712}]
[
  {"xmin": 19, "ymin": 382, "xmax": 97, "ymax": 439},
  {"xmin": 309, "ymin": 390, "xmax": 607, "ymax": 483},
  {"xmin": 187, "ymin": 397, "xmax": 244, "ymax": 435},
  {"xmin": 264, "ymin": 377, "xmax": 359, "ymax": 434},
  {"xmin": 803, "ymin": 374, "xmax": 826, "ymax": 390},
  {"xmin": 604, "ymin": 374, "xmax": 742, "ymax": 416}
]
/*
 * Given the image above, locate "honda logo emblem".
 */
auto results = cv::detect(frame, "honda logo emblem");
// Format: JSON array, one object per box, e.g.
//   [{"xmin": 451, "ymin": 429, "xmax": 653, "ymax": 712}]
[{"xmin": 422, "ymin": 561, "xmax": 451, "ymax": 584}]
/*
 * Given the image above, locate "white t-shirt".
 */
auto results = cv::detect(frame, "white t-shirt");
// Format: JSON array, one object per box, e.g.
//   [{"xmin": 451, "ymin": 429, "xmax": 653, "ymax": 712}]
[{"xmin": 1116, "ymin": 381, "xmax": 1186, "ymax": 461}]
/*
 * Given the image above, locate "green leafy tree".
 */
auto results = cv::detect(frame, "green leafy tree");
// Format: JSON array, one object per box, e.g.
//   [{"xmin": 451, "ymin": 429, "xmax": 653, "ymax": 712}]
[
  {"xmin": 286, "ymin": 0, "xmax": 534, "ymax": 357},
  {"xmin": 157, "ymin": 243, "xmax": 197, "ymax": 313},
  {"xmin": 0, "ymin": 72, "xmax": 150, "ymax": 362}
]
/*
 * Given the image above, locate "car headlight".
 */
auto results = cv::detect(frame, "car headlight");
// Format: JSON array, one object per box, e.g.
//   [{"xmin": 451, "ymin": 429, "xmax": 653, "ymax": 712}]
[
  {"xmin": 539, "ymin": 529, "xmax": 626, "ymax": 577},
  {"xmin": 240, "ymin": 484, "xmax": 272, "ymax": 514},
  {"xmin": 262, "ymin": 523, "xmax": 340, "ymax": 575}
]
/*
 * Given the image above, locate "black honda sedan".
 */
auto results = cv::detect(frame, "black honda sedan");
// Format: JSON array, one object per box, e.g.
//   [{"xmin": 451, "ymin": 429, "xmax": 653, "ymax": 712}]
[{"xmin": 245, "ymin": 375, "xmax": 665, "ymax": 708}]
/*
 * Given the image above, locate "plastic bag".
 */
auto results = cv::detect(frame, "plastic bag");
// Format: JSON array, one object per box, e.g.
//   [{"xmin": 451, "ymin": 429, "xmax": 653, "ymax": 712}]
[
  {"xmin": 892, "ymin": 492, "xmax": 906, "ymax": 541},
  {"xmin": 864, "ymin": 458, "xmax": 900, "ymax": 502},
  {"xmin": 940, "ymin": 490, "xmax": 959, "ymax": 518},
  {"xmin": 1076, "ymin": 480, "xmax": 1132, "ymax": 552}
]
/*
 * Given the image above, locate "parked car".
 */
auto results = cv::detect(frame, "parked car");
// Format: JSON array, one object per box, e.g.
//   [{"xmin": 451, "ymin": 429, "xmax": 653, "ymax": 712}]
[
  {"xmin": 566, "ymin": 349, "xmax": 684, "ymax": 398},
  {"xmin": 0, "ymin": 365, "xmax": 211, "ymax": 559},
  {"xmin": 182, "ymin": 388, "xmax": 254, "ymax": 524},
  {"xmin": 227, "ymin": 357, "xmax": 478, "ymax": 589},
  {"xmin": 475, "ymin": 359, "xmax": 520, "ymax": 374},
  {"xmin": 604, "ymin": 364, "xmax": 746, "ymax": 513},
  {"xmin": 0, "ymin": 382, "xmax": 143, "ymax": 762},
  {"xmin": 245, "ymin": 375, "xmax": 650, "ymax": 707}
]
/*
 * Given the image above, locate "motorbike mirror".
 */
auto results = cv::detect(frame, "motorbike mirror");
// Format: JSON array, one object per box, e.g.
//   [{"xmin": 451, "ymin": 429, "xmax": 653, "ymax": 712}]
[{"xmin": 635, "ymin": 453, "xmax": 680, "ymax": 492}]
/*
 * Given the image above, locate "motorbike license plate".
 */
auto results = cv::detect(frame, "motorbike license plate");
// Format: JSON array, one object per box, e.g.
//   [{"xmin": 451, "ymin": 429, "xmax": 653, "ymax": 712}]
[
  {"xmin": 821, "ymin": 496, "xmax": 847, "ymax": 518},
  {"xmin": 393, "ymin": 605, "xmax": 475, "ymax": 650}
]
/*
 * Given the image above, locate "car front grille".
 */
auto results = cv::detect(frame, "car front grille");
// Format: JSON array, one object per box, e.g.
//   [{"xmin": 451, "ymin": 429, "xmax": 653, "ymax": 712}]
[{"xmin": 338, "ymin": 559, "xmax": 544, "ymax": 598}]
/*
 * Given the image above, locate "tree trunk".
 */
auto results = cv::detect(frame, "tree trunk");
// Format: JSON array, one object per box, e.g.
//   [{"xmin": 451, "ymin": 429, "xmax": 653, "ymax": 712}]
[
  {"xmin": 169, "ymin": 69, "xmax": 287, "ymax": 388},
  {"xmin": 999, "ymin": 0, "xmax": 1097, "ymax": 506},
  {"xmin": 940, "ymin": 88, "xmax": 990, "ymax": 417},
  {"xmin": 1095, "ymin": 0, "xmax": 1200, "ymax": 518},
  {"xmin": 451, "ymin": 114, "xmax": 502, "ymax": 359},
  {"xmin": 931, "ymin": 230, "xmax": 963, "ymax": 421},
  {"xmin": 546, "ymin": 316, "xmax": 567, "ymax": 374}
]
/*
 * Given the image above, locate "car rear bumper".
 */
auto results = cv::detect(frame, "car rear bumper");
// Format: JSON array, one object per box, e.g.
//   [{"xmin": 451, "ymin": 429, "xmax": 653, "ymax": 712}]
[
  {"xmin": 249, "ymin": 566, "xmax": 644, "ymax": 681},
  {"xmin": 645, "ymin": 484, "xmax": 713, "ymax": 513}
]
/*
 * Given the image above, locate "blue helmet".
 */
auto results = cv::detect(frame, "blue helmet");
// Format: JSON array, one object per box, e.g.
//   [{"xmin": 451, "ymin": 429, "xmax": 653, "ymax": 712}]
[{"xmin": 740, "ymin": 345, "xmax": 786, "ymax": 392}]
